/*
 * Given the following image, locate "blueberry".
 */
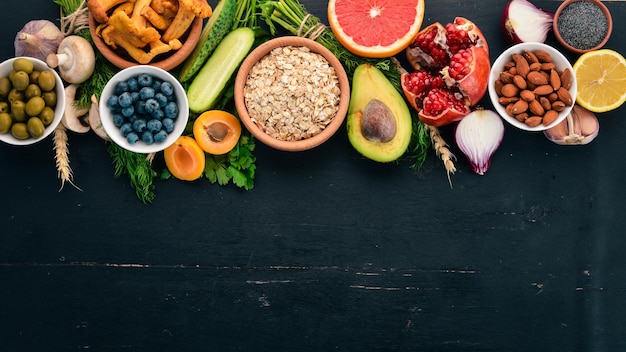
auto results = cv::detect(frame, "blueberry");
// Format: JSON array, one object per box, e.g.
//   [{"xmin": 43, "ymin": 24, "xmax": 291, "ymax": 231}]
[
  {"xmin": 147, "ymin": 119, "xmax": 162, "ymax": 132},
  {"xmin": 137, "ymin": 73, "xmax": 153, "ymax": 87},
  {"xmin": 126, "ymin": 77, "xmax": 139, "ymax": 92},
  {"xmin": 139, "ymin": 86, "xmax": 155, "ymax": 100},
  {"xmin": 114, "ymin": 81, "xmax": 129, "ymax": 95},
  {"xmin": 106, "ymin": 95, "xmax": 121, "ymax": 111},
  {"xmin": 154, "ymin": 130, "xmax": 168, "ymax": 143},
  {"xmin": 132, "ymin": 118, "xmax": 147, "ymax": 133},
  {"xmin": 144, "ymin": 98, "xmax": 159, "ymax": 114},
  {"xmin": 160, "ymin": 81, "xmax": 174, "ymax": 96},
  {"xmin": 164, "ymin": 101, "xmax": 178, "ymax": 119},
  {"xmin": 127, "ymin": 114, "xmax": 139, "ymax": 124},
  {"xmin": 135, "ymin": 100, "xmax": 147, "ymax": 115},
  {"xmin": 151, "ymin": 108, "xmax": 164, "ymax": 120},
  {"xmin": 126, "ymin": 132, "xmax": 139, "ymax": 144},
  {"xmin": 113, "ymin": 113, "xmax": 125, "ymax": 127},
  {"xmin": 130, "ymin": 91, "xmax": 140, "ymax": 103},
  {"xmin": 120, "ymin": 122, "xmax": 133, "ymax": 136},
  {"xmin": 121, "ymin": 105, "xmax": 135, "ymax": 118},
  {"xmin": 151, "ymin": 79, "xmax": 162, "ymax": 92},
  {"xmin": 118, "ymin": 92, "xmax": 133, "ymax": 108},
  {"xmin": 154, "ymin": 92, "xmax": 168, "ymax": 107},
  {"xmin": 162, "ymin": 118, "xmax": 175, "ymax": 133},
  {"xmin": 141, "ymin": 131, "xmax": 154, "ymax": 144}
]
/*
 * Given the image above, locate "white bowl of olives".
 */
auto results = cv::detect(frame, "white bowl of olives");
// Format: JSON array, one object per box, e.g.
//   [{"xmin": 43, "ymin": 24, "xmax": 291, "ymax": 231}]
[{"xmin": 0, "ymin": 56, "xmax": 65, "ymax": 146}]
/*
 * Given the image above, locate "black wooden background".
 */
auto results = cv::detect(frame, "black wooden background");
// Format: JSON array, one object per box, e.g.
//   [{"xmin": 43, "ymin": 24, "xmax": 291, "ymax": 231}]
[{"xmin": 1, "ymin": 0, "xmax": 626, "ymax": 351}]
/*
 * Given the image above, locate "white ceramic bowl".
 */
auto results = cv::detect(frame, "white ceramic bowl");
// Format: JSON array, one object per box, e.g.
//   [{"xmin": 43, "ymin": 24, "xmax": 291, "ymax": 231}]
[
  {"xmin": 0, "ymin": 57, "xmax": 64, "ymax": 146},
  {"xmin": 488, "ymin": 42, "xmax": 577, "ymax": 131},
  {"xmin": 100, "ymin": 65, "xmax": 189, "ymax": 154}
]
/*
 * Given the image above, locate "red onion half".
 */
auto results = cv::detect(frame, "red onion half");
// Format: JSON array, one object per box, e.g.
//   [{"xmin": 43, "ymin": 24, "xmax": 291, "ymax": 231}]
[{"xmin": 501, "ymin": 0, "xmax": 554, "ymax": 44}]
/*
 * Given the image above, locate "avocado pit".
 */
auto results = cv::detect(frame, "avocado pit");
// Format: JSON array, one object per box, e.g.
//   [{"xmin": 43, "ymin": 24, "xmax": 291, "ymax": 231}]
[{"xmin": 361, "ymin": 99, "xmax": 397, "ymax": 143}]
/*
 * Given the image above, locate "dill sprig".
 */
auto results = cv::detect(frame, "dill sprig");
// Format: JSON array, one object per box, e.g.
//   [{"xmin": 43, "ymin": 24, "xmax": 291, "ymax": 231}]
[{"xmin": 108, "ymin": 143, "xmax": 157, "ymax": 204}]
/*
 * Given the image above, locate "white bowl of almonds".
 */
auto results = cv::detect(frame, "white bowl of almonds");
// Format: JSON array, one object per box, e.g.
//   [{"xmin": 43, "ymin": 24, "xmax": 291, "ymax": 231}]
[
  {"xmin": 488, "ymin": 42, "xmax": 577, "ymax": 131},
  {"xmin": 234, "ymin": 36, "xmax": 350, "ymax": 151}
]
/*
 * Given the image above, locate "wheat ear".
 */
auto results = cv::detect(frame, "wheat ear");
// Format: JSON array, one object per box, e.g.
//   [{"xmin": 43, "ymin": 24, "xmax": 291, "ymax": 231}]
[
  {"xmin": 427, "ymin": 124, "xmax": 456, "ymax": 188},
  {"xmin": 53, "ymin": 124, "xmax": 82, "ymax": 191}
]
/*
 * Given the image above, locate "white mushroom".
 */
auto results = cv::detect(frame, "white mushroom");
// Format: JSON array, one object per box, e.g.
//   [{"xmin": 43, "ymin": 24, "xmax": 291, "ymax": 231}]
[
  {"xmin": 88, "ymin": 94, "xmax": 109, "ymax": 140},
  {"xmin": 46, "ymin": 35, "xmax": 96, "ymax": 84},
  {"xmin": 62, "ymin": 84, "xmax": 91, "ymax": 133}
]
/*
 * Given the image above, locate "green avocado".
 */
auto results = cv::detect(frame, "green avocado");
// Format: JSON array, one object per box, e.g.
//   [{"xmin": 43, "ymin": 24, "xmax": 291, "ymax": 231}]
[{"xmin": 346, "ymin": 64, "xmax": 413, "ymax": 163}]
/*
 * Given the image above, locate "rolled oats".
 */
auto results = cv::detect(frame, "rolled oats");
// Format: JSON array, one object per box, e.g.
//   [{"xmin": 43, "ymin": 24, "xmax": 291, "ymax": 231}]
[{"xmin": 243, "ymin": 46, "xmax": 341, "ymax": 141}]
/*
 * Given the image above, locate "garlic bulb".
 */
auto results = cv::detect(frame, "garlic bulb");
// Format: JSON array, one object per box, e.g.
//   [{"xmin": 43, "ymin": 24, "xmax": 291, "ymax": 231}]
[
  {"xmin": 543, "ymin": 105, "xmax": 599, "ymax": 145},
  {"xmin": 14, "ymin": 20, "xmax": 64, "ymax": 62}
]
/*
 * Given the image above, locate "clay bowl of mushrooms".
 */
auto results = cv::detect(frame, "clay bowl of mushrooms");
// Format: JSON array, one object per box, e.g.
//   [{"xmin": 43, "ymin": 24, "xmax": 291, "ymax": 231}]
[
  {"xmin": 0, "ymin": 56, "xmax": 65, "ymax": 146},
  {"xmin": 234, "ymin": 36, "xmax": 350, "ymax": 152},
  {"xmin": 87, "ymin": 0, "xmax": 205, "ymax": 70}
]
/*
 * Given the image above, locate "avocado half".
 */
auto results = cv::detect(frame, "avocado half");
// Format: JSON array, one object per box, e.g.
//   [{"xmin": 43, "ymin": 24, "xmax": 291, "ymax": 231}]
[{"xmin": 346, "ymin": 64, "xmax": 413, "ymax": 163}]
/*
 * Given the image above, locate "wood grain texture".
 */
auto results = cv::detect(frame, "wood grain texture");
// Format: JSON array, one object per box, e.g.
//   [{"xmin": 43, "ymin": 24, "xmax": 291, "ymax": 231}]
[{"xmin": 1, "ymin": 1, "xmax": 626, "ymax": 351}]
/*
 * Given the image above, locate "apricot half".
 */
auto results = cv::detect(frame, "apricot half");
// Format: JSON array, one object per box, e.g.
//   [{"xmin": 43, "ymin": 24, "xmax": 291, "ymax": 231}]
[
  {"xmin": 164, "ymin": 136, "xmax": 205, "ymax": 181},
  {"xmin": 193, "ymin": 110, "xmax": 242, "ymax": 155}
]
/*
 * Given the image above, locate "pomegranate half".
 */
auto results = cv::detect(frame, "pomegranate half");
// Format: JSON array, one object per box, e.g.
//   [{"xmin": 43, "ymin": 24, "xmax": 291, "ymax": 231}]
[{"xmin": 402, "ymin": 17, "xmax": 491, "ymax": 127}]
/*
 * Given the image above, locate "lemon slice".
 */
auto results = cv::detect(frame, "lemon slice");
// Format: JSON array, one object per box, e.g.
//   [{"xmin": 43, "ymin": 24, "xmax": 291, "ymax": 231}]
[{"xmin": 573, "ymin": 49, "xmax": 626, "ymax": 113}]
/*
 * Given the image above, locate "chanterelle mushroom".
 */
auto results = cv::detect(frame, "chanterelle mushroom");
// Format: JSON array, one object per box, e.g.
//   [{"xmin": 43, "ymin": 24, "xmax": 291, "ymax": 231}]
[
  {"xmin": 46, "ymin": 35, "xmax": 96, "ymax": 84},
  {"xmin": 87, "ymin": 0, "xmax": 137, "ymax": 23},
  {"xmin": 161, "ymin": 0, "xmax": 212, "ymax": 42}
]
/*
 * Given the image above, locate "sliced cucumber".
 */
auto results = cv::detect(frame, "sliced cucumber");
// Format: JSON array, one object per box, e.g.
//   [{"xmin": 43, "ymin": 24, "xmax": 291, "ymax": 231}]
[
  {"xmin": 187, "ymin": 27, "xmax": 255, "ymax": 113},
  {"xmin": 178, "ymin": 0, "xmax": 237, "ymax": 82}
]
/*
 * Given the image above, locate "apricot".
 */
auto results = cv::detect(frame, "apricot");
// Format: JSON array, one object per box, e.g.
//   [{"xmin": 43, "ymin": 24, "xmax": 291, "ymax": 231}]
[
  {"xmin": 164, "ymin": 136, "xmax": 205, "ymax": 181},
  {"xmin": 193, "ymin": 110, "xmax": 241, "ymax": 155}
]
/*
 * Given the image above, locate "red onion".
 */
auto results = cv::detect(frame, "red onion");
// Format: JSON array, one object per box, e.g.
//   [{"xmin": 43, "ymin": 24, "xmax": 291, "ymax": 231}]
[
  {"xmin": 454, "ymin": 109, "xmax": 504, "ymax": 175},
  {"xmin": 501, "ymin": 0, "xmax": 554, "ymax": 44}
]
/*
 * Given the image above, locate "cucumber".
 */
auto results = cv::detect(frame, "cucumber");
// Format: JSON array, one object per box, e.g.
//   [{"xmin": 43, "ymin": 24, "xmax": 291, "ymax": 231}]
[
  {"xmin": 178, "ymin": 0, "xmax": 237, "ymax": 82},
  {"xmin": 187, "ymin": 27, "xmax": 255, "ymax": 113}
]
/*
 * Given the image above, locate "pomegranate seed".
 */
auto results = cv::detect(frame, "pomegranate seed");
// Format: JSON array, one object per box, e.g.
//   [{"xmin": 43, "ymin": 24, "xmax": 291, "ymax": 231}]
[
  {"xmin": 445, "ymin": 23, "xmax": 475, "ymax": 54},
  {"xmin": 404, "ymin": 71, "xmax": 444, "ymax": 96},
  {"xmin": 423, "ymin": 88, "xmax": 468, "ymax": 116},
  {"xmin": 448, "ymin": 48, "xmax": 474, "ymax": 80},
  {"xmin": 412, "ymin": 28, "xmax": 448, "ymax": 68}
]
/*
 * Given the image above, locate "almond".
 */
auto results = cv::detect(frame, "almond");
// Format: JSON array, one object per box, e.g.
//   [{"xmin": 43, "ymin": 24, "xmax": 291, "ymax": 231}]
[
  {"xmin": 515, "ymin": 112, "xmax": 529, "ymax": 122},
  {"xmin": 527, "ymin": 71, "xmax": 548, "ymax": 85},
  {"xmin": 511, "ymin": 99, "xmax": 529, "ymax": 114},
  {"xmin": 524, "ymin": 116, "xmax": 543, "ymax": 127},
  {"xmin": 529, "ymin": 62, "xmax": 542, "ymax": 72},
  {"xmin": 549, "ymin": 69, "xmax": 561, "ymax": 90},
  {"xmin": 541, "ymin": 62, "xmax": 556, "ymax": 71},
  {"xmin": 512, "ymin": 53, "xmax": 530, "ymax": 78},
  {"xmin": 529, "ymin": 99, "xmax": 545, "ymax": 116},
  {"xmin": 513, "ymin": 75, "xmax": 528, "ymax": 90},
  {"xmin": 498, "ymin": 96, "xmax": 519, "ymax": 105},
  {"xmin": 542, "ymin": 110, "xmax": 559, "ymax": 126},
  {"xmin": 499, "ymin": 71, "xmax": 515, "ymax": 84},
  {"xmin": 540, "ymin": 96, "xmax": 552, "ymax": 111},
  {"xmin": 534, "ymin": 50, "xmax": 552, "ymax": 63},
  {"xmin": 551, "ymin": 100, "xmax": 566, "ymax": 112},
  {"xmin": 501, "ymin": 83, "xmax": 519, "ymax": 98},
  {"xmin": 557, "ymin": 87, "xmax": 573, "ymax": 106},
  {"xmin": 520, "ymin": 89, "xmax": 535, "ymax": 102},
  {"xmin": 523, "ymin": 50, "xmax": 539, "ymax": 65},
  {"xmin": 560, "ymin": 68, "xmax": 573, "ymax": 90},
  {"xmin": 494, "ymin": 79, "xmax": 504, "ymax": 95},
  {"xmin": 533, "ymin": 85, "xmax": 554, "ymax": 96}
]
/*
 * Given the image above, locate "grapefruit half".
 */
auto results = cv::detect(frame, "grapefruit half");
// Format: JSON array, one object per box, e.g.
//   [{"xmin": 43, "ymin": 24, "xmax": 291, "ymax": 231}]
[{"xmin": 328, "ymin": 0, "xmax": 425, "ymax": 59}]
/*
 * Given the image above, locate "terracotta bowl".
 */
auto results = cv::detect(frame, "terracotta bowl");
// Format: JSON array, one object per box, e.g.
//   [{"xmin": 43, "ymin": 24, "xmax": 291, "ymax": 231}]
[
  {"xmin": 234, "ymin": 36, "xmax": 350, "ymax": 152},
  {"xmin": 553, "ymin": 0, "xmax": 613, "ymax": 54},
  {"xmin": 488, "ymin": 42, "xmax": 577, "ymax": 132},
  {"xmin": 88, "ymin": 13, "xmax": 202, "ymax": 71}
]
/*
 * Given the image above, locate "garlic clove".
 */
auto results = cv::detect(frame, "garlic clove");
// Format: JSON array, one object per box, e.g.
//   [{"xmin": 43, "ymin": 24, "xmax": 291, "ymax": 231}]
[{"xmin": 543, "ymin": 105, "xmax": 599, "ymax": 145}]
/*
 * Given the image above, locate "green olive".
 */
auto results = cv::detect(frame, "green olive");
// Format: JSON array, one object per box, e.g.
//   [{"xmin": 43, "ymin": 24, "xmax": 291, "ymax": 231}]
[
  {"xmin": 42, "ymin": 91, "xmax": 57, "ymax": 107},
  {"xmin": 24, "ymin": 84, "xmax": 42, "ymax": 100},
  {"xmin": 11, "ymin": 122, "xmax": 29, "ymax": 140},
  {"xmin": 0, "ymin": 77, "xmax": 11, "ymax": 97},
  {"xmin": 0, "ymin": 102, "xmax": 9, "ymax": 114},
  {"xmin": 38, "ymin": 71, "xmax": 56, "ymax": 92},
  {"xmin": 39, "ymin": 106, "xmax": 55, "ymax": 125},
  {"xmin": 11, "ymin": 71, "xmax": 30, "ymax": 91},
  {"xmin": 12, "ymin": 58, "xmax": 34, "ymax": 74},
  {"xmin": 8, "ymin": 88, "xmax": 24, "ymax": 103},
  {"xmin": 26, "ymin": 117, "xmax": 45, "ymax": 138},
  {"xmin": 0, "ymin": 112, "xmax": 12, "ymax": 133},
  {"xmin": 25, "ymin": 96, "xmax": 45, "ymax": 117},
  {"xmin": 11, "ymin": 100, "xmax": 26, "ymax": 122},
  {"xmin": 29, "ymin": 70, "xmax": 40, "ymax": 84}
]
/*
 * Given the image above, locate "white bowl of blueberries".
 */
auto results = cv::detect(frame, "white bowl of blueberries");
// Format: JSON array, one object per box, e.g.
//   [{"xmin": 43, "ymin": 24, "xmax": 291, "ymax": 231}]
[{"xmin": 100, "ymin": 65, "xmax": 189, "ymax": 154}]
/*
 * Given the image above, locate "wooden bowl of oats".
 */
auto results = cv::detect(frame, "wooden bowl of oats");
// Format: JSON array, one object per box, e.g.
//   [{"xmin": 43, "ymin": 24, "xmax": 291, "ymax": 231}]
[{"xmin": 234, "ymin": 36, "xmax": 350, "ymax": 151}]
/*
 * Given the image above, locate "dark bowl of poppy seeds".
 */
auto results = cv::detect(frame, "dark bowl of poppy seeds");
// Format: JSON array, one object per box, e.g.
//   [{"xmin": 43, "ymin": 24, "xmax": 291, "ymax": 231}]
[{"xmin": 553, "ymin": 0, "xmax": 613, "ymax": 54}]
